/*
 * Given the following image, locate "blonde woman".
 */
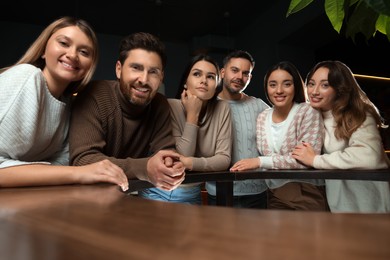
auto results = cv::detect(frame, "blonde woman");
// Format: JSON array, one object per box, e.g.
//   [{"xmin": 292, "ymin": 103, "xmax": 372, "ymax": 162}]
[{"xmin": 0, "ymin": 16, "xmax": 128, "ymax": 190}]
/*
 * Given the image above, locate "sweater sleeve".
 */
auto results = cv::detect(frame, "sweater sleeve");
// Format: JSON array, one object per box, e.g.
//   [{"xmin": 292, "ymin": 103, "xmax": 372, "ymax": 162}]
[
  {"xmin": 313, "ymin": 114, "xmax": 390, "ymax": 169},
  {"xmin": 0, "ymin": 64, "xmax": 69, "ymax": 168},
  {"xmin": 0, "ymin": 65, "xmax": 41, "ymax": 167},
  {"xmin": 168, "ymin": 99, "xmax": 199, "ymax": 156},
  {"xmin": 147, "ymin": 94, "xmax": 177, "ymax": 154},
  {"xmin": 191, "ymin": 101, "xmax": 232, "ymax": 171},
  {"xmin": 175, "ymin": 123, "xmax": 199, "ymax": 156}
]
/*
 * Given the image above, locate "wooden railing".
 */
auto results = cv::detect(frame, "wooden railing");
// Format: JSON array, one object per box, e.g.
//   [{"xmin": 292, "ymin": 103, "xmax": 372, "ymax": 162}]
[{"xmin": 125, "ymin": 168, "xmax": 390, "ymax": 206}]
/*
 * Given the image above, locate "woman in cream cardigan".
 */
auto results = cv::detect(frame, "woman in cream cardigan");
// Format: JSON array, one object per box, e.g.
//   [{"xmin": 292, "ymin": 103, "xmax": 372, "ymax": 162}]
[{"xmin": 293, "ymin": 60, "xmax": 390, "ymax": 213}]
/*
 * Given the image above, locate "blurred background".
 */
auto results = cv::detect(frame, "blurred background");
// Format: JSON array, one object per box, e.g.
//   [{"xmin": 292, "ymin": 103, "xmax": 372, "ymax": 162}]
[{"xmin": 1, "ymin": 0, "xmax": 389, "ymax": 148}]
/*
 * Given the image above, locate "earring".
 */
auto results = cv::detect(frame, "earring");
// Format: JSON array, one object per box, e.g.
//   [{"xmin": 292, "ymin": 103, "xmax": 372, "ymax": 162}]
[{"xmin": 184, "ymin": 84, "xmax": 187, "ymax": 89}]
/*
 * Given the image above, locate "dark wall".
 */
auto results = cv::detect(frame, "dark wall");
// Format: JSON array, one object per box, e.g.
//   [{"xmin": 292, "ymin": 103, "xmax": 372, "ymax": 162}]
[{"xmin": 1, "ymin": 0, "xmax": 389, "ymax": 148}]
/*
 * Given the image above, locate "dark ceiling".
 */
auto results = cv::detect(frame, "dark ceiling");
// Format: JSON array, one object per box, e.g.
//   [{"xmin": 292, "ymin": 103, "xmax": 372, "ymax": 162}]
[
  {"xmin": 2, "ymin": 0, "xmax": 389, "ymax": 78},
  {"xmin": 1, "ymin": 0, "xmax": 273, "ymax": 43}
]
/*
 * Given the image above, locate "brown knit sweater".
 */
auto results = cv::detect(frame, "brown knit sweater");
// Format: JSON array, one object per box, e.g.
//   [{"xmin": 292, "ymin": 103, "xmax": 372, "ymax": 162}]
[{"xmin": 69, "ymin": 80, "xmax": 175, "ymax": 180}]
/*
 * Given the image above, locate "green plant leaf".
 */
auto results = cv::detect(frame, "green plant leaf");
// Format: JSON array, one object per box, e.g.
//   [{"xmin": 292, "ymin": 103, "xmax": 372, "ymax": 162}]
[
  {"xmin": 364, "ymin": 0, "xmax": 390, "ymax": 16},
  {"xmin": 286, "ymin": 0, "xmax": 389, "ymax": 42},
  {"xmin": 286, "ymin": 0, "xmax": 314, "ymax": 17},
  {"xmin": 375, "ymin": 14, "xmax": 390, "ymax": 41},
  {"xmin": 325, "ymin": 0, "xmax": 345, "ymax": 33},
  {"xmin": 376, "ymin": 14, "xmax": 387, "ymax": 33},
  {"xmin": 346, "ymin": 1, "xmax": 379, "ymax": 42}
]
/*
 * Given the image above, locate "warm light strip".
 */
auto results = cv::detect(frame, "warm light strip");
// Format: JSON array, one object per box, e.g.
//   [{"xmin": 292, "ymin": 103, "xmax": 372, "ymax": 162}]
[{"xmin": 353, "ymin": 74, "xmax": 390, "ymax": 81}]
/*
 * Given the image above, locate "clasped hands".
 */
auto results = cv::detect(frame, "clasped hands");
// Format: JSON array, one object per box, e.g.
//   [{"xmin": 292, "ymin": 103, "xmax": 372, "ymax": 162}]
[{"xmin": 146, "ymin": 150, "xmax": 186, "ymax": 191}]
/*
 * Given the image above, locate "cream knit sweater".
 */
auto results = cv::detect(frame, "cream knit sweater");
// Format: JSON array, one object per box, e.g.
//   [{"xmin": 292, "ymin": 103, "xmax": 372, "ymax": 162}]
[
  {"xmin": 0, "ymin": 64, "xmax": 70, "ymax": 168},
  {"xmin": 315, "ymin": 110, "xmax": 390, "ymax": 213}
]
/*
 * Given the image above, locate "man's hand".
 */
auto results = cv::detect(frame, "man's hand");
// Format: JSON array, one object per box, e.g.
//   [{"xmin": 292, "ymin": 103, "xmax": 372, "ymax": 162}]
[{"xmin": 146, "ymin": 150, "xmax": 185, "ymax": 190}]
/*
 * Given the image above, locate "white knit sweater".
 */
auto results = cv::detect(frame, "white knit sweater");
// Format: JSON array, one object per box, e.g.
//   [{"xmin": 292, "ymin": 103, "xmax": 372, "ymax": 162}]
[
  {"xmin": 0, "ymin": 64, "xmax": 70, "ymax": 168},
  {"xmin": 314, "ymin": 110, "xmax": 390, "ymax": 213}
]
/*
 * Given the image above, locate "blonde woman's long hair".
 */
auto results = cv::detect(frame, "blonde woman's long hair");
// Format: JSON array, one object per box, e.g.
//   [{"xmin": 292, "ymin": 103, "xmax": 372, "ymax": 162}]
[{"xmin": 1, "ymin": 16, "xmax": 99, "ymax": 95}]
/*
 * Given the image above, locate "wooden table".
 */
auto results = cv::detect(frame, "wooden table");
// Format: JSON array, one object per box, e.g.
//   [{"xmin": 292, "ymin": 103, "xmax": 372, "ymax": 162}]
[{"xmin": 0, "ymin": 184, "xmax": 389, "ymax": 260}]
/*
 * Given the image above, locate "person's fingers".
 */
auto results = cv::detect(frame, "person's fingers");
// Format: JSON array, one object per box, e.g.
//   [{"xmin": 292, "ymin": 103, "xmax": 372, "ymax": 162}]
[
  {"xmin": 159, "ymin": 150, "xmax": 181, "ymax": 160},
  {"xmin": 159, "ymin": 173, "xmax": 185, "ymax": 190},
  {"xmin": 93, "ymin": 160, "xmax": 129, "ymax": 189},
  {"xmin": 164, "ymin": 156, "xmax": 173, "ymax": 167},
  {"xmin": 155, "ymin": 179, "xmax": 181, "ymax": 191}
]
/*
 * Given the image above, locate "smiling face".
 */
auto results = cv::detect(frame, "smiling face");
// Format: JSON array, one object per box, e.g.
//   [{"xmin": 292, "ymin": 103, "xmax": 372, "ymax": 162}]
[
  {"xmin": 306, "ymin": 67, "xmax": 337, "ymax": 111},
  {"xmin": 42, "ymin": 25, "xmax": 94, "ymax": 94},
  {"xmin": 185, "ymin": 60, "xmax": 218, "ymax": 101},
  {"xmin": 266, "ymin": 69, "xmax": 295, "ymax": 110},
  {"xmin": 221, "ymin": 57, "xmax": 252, "ymax": 95},
  {"xmin": 116, "ymin": 48, "xmax": 164, "ymax": 106}
]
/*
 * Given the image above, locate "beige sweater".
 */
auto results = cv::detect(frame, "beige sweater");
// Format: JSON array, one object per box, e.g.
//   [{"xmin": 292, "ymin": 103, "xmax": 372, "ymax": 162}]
[
  {"xmin": 314, "ymin": 111, "xmax": 390, "ymax": 213},
  {"xmin": 168, "ymin": 99, "xmax": 232, "ymax": 172}
]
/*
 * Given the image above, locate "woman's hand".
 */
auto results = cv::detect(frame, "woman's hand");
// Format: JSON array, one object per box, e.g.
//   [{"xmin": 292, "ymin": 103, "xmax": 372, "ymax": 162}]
[
  {"xmin": 181, "ymin": 89, "xmax": 202, "ymax": 125},
  {"xmin": 230, "ymin": 158, "xmax": 260, "ymax": 172},
  {"xmin": 75, "ymin": 159, "xmax": 129, "ymax": 191},
  {"xmin": 292, "ymin": 142, "xmax": 315, "ymax": 167}
]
